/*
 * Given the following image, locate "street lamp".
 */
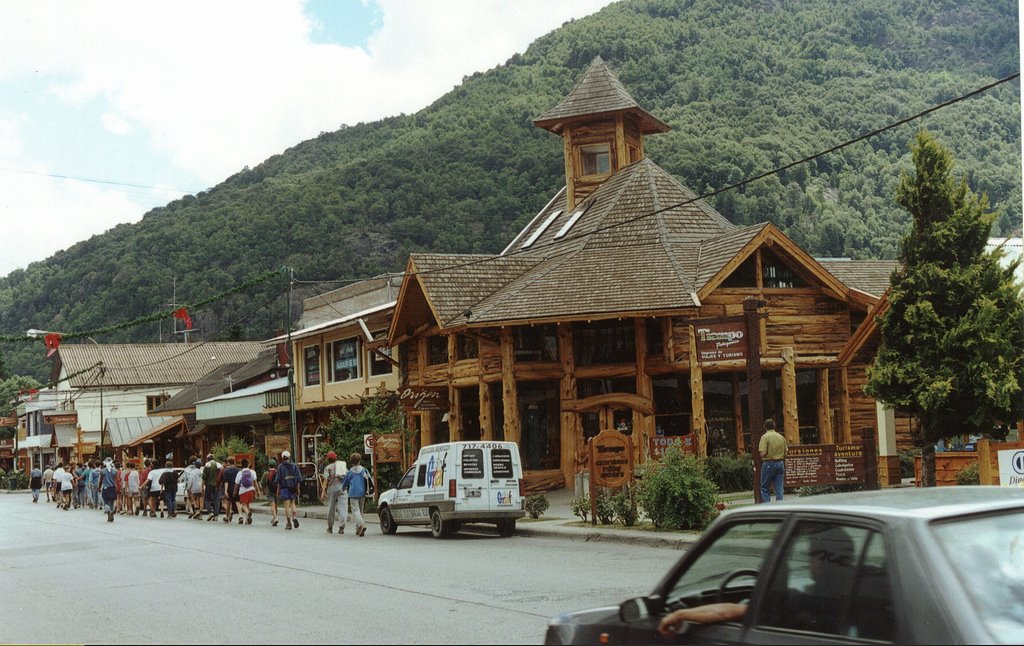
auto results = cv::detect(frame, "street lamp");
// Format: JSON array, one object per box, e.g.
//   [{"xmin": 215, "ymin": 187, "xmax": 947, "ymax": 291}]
[{"xmin": 26, "ymin": 329, "xmax": 105, "ymax": 460}]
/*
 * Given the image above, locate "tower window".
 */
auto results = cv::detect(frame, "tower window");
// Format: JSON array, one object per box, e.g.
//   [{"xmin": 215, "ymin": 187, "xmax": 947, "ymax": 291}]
[{"xmin": 580, "ymin": 144, "xmax": 611, "ymax": 176}]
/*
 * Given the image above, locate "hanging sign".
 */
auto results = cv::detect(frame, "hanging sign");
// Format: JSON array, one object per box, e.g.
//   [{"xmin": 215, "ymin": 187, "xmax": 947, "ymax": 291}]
[
  {"xmin": 398, "ymin": 386, "xmax": 448, "ymax": 411},
  {"xmin": 373, "ymin": 434, "xmax": 404, "ymax": 464},
  {"xmin": 694, "ymin": 319, "xmax": 748, "ymax": 364},
  {"xmin": 44, "ymin": 412, "xmax": 78, "ymax": 425},
  {"xmin": 0, "ymin": 417, "xmax": 16, "ymax": 426},
  {"xmin": 265, "ymin": 435, "xmax": 291, "ymax": 459}
]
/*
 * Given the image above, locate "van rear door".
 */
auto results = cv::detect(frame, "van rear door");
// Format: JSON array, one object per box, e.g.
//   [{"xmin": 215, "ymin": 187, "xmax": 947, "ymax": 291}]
[
  {"xmin": 487, "ymin": 444, "xmax": 521, "ymax": 512},
  {"xmin": 457, "ymin": 445, "xmax": 489, "ymax": 513}
]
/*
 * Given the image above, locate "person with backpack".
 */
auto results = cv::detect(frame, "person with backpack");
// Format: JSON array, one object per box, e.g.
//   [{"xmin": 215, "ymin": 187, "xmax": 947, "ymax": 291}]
[
  {"xmin": 234, "ymin": 458, "xmax": 259, "ymax": 525},
  {"xmin": 321, "ymin": 451, "xmax": 347, "ymax": 535},
  {"xmin": 340, "ymin": 452, "xmax": 372, "ymax": 537},
  {"xmin": 100, "ymin": 458, "xmax": 118, "ymax": 522},
  {"xmin": 260, "ymin": 458, "xmax": 279, "ymax": 527},
  {"xmin": 185, "ymin": 459, "xmax": 205, "ymax": 519},
  {"xmin": 274, "ymin": 451, "xmax": 301, "ymax": 530},
  {"xmin": 202, "ymin": 454, "xmax": 222, "ymax": 521},
  {"xmin": 220, "ymin": 457, "xmax": 240, "ymax": 524},
  {"xmin": 30, "ymin": 465, "xmax": 43, "ymax": 503}
]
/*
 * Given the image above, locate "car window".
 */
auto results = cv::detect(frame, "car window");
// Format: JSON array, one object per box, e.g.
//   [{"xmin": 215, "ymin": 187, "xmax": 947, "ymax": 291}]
[
  {"xmin": 931, "ymin": 511, "xmax": 1024, "ymax": 644},
  {"xmin": 756, "ymin": 521, "xmax": 895, "ymax": 640},
  {"xmin": 665, "ymin": 520, "xmax": 782, "ymax": 609},
  {"xmin": 397, "ymin": 467, "xmax": 415, "ymax": 490}
]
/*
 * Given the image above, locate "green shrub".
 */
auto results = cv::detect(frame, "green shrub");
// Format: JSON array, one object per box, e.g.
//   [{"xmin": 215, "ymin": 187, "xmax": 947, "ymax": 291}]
[
  {"xmin": 638, "ymin": 445, "xmax": 720, "ymax": 530},
  {"xmin": 705, "ymin": 453, "xmax": 753, "ymax": 492},
  {"xmin": 611, "ymin": 485, "xmax": 640, "ymax": 527},
  {"xmin": 955, "ymin": 462, "xmax": 980, "ymax": 485},
  {"xmin": 797, "ymin": 483, "xmax": 864, "ymax": 497},
  {"xmin": 595, "ymin": 488, "xmax": 615, "ymax": 524},
  {"xmin": 524, "ymin": 494, "xmax": 550, "ymax": 519},
  {"xmin": 570, "ymin": 494, "xmax": 591, "ymax": 522}
]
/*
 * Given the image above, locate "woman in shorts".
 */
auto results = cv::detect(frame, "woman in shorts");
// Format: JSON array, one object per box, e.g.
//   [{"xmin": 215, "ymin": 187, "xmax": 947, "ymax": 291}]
[
  {"xmin": 126, "ymin": 462, "xmax": 140, "ymax": 516},
  {"xmin": 261, "ymin": 458, "xmax": 279, "ymax": 527},
  {"xmin": 234, "ymin": 459, "xmax": 259, "ymax": 525}
]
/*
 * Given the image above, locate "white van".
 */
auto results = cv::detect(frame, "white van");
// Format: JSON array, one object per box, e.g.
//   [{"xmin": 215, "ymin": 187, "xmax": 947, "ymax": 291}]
[{"xmin": 377, "ymin": 441, "xmax": 526, "ymax": 538}]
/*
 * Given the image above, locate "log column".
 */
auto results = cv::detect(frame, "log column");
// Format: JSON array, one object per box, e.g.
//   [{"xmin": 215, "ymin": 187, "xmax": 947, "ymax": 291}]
[
  {"xmin": 781, "ymin": 347, "xmax": 799, "ymax": 445},
  {"xmin": 500, "ymin": 328, "xmax": 520, "ymax": 444},
  {"xmin": 557, "ymin": 323, "xmax": 579, "ymax": 488},
  {"xmin": 635, "ymin": 318, "xmax": 654, "ymax": 466},
  {"xmin": 688, "ymin": 325, "xmax": 707, "ymax": 457},
  {"xmin": 817, "ymin": 369, "xmax": 834, "ymax": 444},
  {"xmin": 838, "ymin": 367, "xmax": 851, "ymax": 443},
  {"xmin": 479, "ymin": 381, "xmax": 493, "ymax": 441}
]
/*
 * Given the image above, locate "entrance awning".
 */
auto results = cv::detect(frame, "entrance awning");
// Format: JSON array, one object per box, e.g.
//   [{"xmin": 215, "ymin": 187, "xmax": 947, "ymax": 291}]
[{"xmin": 124, "ymin": 416, "xmax": 188, "ymax": 449}]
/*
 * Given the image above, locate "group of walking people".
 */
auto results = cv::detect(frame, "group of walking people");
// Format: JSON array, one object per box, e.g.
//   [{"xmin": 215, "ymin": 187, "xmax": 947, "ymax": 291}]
[{"xmin": 27, "ymin": 449, "xmax": 372, "ymax": 535}]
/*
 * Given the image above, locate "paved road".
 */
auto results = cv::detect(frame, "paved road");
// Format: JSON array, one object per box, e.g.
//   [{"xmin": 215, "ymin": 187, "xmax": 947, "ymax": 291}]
[{"xmin": 0, "ymin": 493, "xmax": 677, "ymax": 644}]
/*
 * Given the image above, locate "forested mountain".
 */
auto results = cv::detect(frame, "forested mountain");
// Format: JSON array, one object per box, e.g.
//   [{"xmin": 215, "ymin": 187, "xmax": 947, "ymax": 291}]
[{"xmin": 1, "ymin": 0, "xmax": 1020, "ymax": 380}]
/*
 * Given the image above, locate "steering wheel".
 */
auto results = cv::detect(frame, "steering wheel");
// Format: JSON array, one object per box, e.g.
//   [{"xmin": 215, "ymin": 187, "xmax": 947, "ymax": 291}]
[{"xmin": 716, "ymin": 568, "xmax": 760, "ymax": 603}]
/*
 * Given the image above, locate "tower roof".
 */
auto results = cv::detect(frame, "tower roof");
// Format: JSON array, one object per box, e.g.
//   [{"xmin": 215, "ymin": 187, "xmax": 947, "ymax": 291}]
[{"xmin": 533, "ymin": 56, "xmax": 671, "ymax": 134}]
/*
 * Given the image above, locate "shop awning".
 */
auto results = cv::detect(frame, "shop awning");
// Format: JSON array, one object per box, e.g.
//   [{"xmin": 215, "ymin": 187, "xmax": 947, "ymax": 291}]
[
  {"xmin": 50, "ymin": 425, "xmax": 78, "ymax": 448},
  {"xmin": 124, "ymin": 416, "xmax": 187, "ymax": 448}
]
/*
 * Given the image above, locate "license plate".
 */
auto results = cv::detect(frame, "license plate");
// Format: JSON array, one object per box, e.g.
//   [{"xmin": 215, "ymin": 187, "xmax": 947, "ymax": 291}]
[{"xmin": 466, "ymin": 489, "xmax": 481, "ymax": 498}]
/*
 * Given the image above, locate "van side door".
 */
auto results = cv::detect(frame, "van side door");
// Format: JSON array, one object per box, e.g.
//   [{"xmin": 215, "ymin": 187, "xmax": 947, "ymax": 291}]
[{"xmin": 488, "ymin": 445, "xmax": 519, "ymax": 512}]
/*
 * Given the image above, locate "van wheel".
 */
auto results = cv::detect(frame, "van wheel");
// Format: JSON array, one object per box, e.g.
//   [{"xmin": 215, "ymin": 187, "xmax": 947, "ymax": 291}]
[
  {"xmin": 430, "ymin": 509, "xmax": 449, "ymax": 539},
  {"xmin": 379, "ymin": 506, "xmax": 398, "ymax": 535},
  {"xmin": 497, "ymin": 519, "xmax": 516, "ymax": 537}
]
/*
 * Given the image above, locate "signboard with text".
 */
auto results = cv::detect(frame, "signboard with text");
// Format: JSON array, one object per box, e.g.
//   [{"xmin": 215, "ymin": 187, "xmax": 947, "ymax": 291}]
[
  {"xmin": 694, "ymin": 319, "xmax": 748, "ymax": 364},
  {"xmin": 373, "ymin": 433, "xmax": 404, "ymax": 464},
  {"xmin": 0, "ymin": 416, "xmax": 16, "ymax": 426},
  {"xmin": 589, "ymin": 429, "xmax": 634, "ymax": 488},
  {"xmin": 997, "ymin": 449, "xmax": 1024, "ymax": 487},
  {"xmin": 398, "ymin": 386, "xmax": 449, "ymax": 411},
  {"xmin": 265, "ymin": 435, "xmax": 292, "ymax": 459},
  {"xmin": 44, "ymin": 412, "xmax": 78, "ymax": 425},
  {"xmin": 648, "ymin": 435, "xmax": 697, "ymax": 460},
  {"xmin": 784, "ymin": 443, "xmax": 866, "ymax": 487}
]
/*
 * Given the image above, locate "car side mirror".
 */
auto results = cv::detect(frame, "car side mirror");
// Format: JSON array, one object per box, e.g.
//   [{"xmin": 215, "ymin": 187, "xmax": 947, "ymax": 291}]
[{"xmin": 619, "ymin": 597, "xmax": 650, "ymax": 623}]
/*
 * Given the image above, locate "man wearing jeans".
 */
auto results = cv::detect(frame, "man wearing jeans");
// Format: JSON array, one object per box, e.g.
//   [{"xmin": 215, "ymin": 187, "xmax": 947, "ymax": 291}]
[
  {"xmin": 322, "ymin": 452, "xmax": 347, "ymax": 534},
  {"xmin": 758, "ymin": 419, "xmax": 787, "ymax": 502}
]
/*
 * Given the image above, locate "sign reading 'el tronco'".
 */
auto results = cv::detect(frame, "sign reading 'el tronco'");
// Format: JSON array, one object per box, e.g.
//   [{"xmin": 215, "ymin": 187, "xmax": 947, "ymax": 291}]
[{"xmin": 694, "ymin": 320, "xmax": 748, "ymax": 364}]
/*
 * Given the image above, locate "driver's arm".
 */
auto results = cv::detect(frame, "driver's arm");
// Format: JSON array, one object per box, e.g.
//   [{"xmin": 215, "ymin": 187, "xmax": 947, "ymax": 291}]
[{"xmin": 657, "ymin": 603, "xmax": 748, "ymax": 636}]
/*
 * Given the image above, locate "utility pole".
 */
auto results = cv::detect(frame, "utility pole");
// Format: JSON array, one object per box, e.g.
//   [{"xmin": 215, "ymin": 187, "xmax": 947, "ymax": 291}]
[
  {"xmin": 286, "ymin": 267, "xmax": 298, "ymax": 461},
  {"xmin": 744, "ymin": 298, "xmax": 766, "ymax": 503}
]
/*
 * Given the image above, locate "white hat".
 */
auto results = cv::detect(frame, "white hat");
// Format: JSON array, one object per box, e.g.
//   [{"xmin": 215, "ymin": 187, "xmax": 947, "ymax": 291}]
[{"xmin": 281, "ymin": 451, "xmax": 290, "ymax": 459}]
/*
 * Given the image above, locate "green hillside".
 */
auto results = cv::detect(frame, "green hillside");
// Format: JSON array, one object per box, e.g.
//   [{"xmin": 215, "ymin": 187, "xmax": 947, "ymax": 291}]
[{"xmin": 1, "ymin": 0, "xmax": 1020, "ymax": 380}]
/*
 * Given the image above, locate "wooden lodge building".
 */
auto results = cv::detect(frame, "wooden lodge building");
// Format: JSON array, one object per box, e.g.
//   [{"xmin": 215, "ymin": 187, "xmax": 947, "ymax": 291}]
[{"xmin": 387, "ymin": 57, "xmax": 901, "ymax": 491}]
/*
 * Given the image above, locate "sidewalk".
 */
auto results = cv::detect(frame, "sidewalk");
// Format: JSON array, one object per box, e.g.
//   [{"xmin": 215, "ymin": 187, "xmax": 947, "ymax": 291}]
[{"xmin": 250, "ymin": 487, "xmax": 746, "ymax": 550}]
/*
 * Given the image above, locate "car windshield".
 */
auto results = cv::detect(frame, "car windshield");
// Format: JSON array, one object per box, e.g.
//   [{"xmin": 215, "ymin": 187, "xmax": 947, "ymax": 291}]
[{"xmin": 931, "ymin": 511, "xmax": 1024, "ymax": 643}]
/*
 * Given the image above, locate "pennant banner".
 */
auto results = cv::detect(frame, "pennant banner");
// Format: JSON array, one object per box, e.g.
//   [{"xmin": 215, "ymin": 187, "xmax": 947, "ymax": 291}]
[
  {"xmin": 44, "ymin": 333, "xmax": 62, "ymax": 358},
  {"xmin": 172, "ymin": 308, "xmax": 193, "ymax": 330}
]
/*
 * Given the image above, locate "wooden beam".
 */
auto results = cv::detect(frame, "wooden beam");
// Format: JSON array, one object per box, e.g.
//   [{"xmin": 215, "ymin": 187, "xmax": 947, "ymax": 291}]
[
  {"xmin": 732, "ymin": 372, "xmax": 745, "ymax": 453},
  {"xmin": 500, "ymin": 328, "xmax": 520, "ymax": 444},
  {"xmin": 416, "ymin": 337, "xmax": 428, "ymax": 386},
  {"xmin": 688, "ymin": 325, "xmax": 707, "ymax": 457},
  {"xmin": 479, "ymin": 381, "xmax": 493, "ymax": 441},
  {"xmin": 449, "ymin": 385, "xmax": 462, "ymax": 441},
  {"xmin": 557, "ymin": 323, "xmax": 578, "ymax": 489},
  {"xmin": 817, "ymin": 368, "xmax": 834, "ymax": 444},
  {"xmin": 420, "ymin": 411, "xmax": 433, "ymax": 448},
  {"xmin": 781, "ymin": 347, "xmax": 799, "ymax": 444},
  {"xmin": 635, "ymin": 318, "xmax": 654, "ymax": 467},
  {"xmin": 838, "ymin": 367, "xmax": 851, "ymax": 443},
  {"xmin": 564, "ymin": 129, "xmax": 575, "ymax": 209},
  {"xmin": 562, "ymin": 393, "xmax": 655, "ymax": 416}
]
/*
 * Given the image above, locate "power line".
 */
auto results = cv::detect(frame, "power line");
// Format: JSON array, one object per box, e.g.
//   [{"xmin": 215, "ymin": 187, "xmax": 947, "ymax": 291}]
[{"xmin": 0, "ymin": 166, "xmax": 196, "ymax": 195}]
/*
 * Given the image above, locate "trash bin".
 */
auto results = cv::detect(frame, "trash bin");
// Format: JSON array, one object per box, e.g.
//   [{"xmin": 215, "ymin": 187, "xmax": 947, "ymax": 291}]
[{"xmin": 574, "ymin": 470, "xmax": 590, "ymax": 499}]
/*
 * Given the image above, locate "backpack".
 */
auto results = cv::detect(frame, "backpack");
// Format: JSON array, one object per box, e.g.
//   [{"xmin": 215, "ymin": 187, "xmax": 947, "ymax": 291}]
[
  {"xmin": 364, "ymin": 472, "xmax": 375, "ymax": 496},
  {"xmin": 280, "ymin": 463, "xmax": 299, "ymax": 492},
  {"xmin": 240, "ymin": 469, "xmax": 254, "ymax": 489}
]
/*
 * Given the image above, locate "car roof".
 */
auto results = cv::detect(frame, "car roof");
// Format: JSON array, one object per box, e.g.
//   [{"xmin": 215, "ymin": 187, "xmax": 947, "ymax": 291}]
[{"xmin": 728, "ymin": 486, "xmax": 1024, "ymax": 521}]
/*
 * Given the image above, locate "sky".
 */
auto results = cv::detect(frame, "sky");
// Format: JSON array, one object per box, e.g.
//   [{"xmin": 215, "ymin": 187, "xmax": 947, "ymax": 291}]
[{"xmin": 0, "ymin": 0, "xmax": 615, "ymax": 277}]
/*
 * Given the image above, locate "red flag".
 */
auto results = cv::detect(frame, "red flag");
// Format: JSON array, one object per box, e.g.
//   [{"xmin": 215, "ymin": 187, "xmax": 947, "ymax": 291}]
[
  {"xmin": 44, "ymin": 333, "xmax": 61, "ymax": 358},
  {"xmin": 173, "ymin": 308, "xmax": 193, "ymax": 330}
]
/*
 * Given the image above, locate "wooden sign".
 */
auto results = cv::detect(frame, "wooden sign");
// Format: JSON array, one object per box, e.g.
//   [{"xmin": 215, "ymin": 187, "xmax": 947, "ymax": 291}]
[
  {"xmin": 44, "ymin": 412, "xmax": 78, "ymax": 425},
  {"xmin": 784, "ymin": 443, "xmax": 866, "ymax": 487},
  {"xmin": 0, "ymin": 416, "xmax": 16, "ymax": 426},
  {"xmin": 397, "ymin": 386, "xmax": 448, "ymax": 411},
  {"xmin": 373, "ymin": 433, "xmax": 404, "ymax": 464},
  {"xmin": 265, "ymin": 435, "xmax": 292, "ymax": 459},
  {"xmin": 589, "ymin": 429, "xmax": 634, "ymax": 488},
  {"xmin": 648, "ymin": 435, "xmax": 697, "ymax": 460},
  {"xmin": 694, "ymin": 319, "xmax": 748, "ymax": 364}
]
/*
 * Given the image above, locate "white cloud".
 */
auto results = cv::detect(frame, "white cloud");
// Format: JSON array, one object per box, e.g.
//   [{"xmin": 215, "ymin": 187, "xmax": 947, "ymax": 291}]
[{"xmin": 0, "ymin": 0, "xmax": 614, "ymax": 275}]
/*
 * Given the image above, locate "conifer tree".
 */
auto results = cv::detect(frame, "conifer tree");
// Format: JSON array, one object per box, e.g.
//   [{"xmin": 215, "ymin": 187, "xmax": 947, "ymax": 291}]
[{"xmin": 866, "ymin": 131, "xmax": 1024, "ymax": 486}]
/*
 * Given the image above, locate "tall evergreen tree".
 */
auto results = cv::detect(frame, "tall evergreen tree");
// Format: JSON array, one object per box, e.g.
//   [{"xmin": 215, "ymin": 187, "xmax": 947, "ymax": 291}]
[{"xmin": 866, "ymin": 131, "xmax": 1024, "ymax": 486}]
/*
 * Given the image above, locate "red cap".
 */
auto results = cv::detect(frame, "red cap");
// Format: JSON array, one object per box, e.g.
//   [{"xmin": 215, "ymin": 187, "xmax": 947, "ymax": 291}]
[{"xmin": 326, "ymin": 451, "xmax": 337, "ymax": 460}]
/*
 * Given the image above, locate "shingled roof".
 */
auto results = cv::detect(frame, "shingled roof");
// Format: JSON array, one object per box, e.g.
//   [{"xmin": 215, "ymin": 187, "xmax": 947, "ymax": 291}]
[
  {"xmin": 818, "ymin": 260, "xmax": 898, "ymax": 297},
  {"xmin": 56, "ymin": 342, "xmax": 265, "ymax": 388},
  {"xmin": 533, "ymin": 56, "xmax": 670, "ymax": 134}
]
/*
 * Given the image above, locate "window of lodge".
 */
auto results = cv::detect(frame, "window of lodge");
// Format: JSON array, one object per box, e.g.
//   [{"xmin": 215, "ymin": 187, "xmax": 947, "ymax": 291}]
[
  {"xmin": 369, "ymin": 344, "xmax": 393, "ymax": 377},
  {"xmin": 646, "ymin": 318, "xmax": 664, "ymax": 356},
  {"xmin": 518, "ymin": 381, "xmax": 560, "ymax": 470},
  {"xmin": 579, "ymin": 143, "xmax": 611, "ymax": 177},
  {"xmin": 328, "ymin": 337, "xmax": 360, "ymax": 382},
  {"xmin": 303, "ymin": 345, "xmax": 321, "ymax": 387},
  {"xmin": 456, "ymin": 334, "xmax": 478, "ymax": 361},
  {"xmin": 427, "ymin": 335, "xmax": 448, "ymax": 366},
  {"xmin": 514, "ymin": 325, "xmax": 558, "ymax": 362},
  {"xmin": 575, "ymin": 319, "xmax": 636, "ymax": 366},
  {"xmin": 652, "ymin": 377, "xmax": 691, "ymax": 437},
  {"xmin": 762, "ymin": 249, "xmax": 807, "ymax": 288}
]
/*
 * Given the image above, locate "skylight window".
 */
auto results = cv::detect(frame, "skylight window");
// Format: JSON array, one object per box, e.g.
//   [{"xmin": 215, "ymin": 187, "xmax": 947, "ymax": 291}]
[
  {"xmin": 521, "ymin": 209, "xmax": 562, "ymax": 248},
  {"xmin": 555, "ymin": 208, "xmax": 585, "ymax": 239}
]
